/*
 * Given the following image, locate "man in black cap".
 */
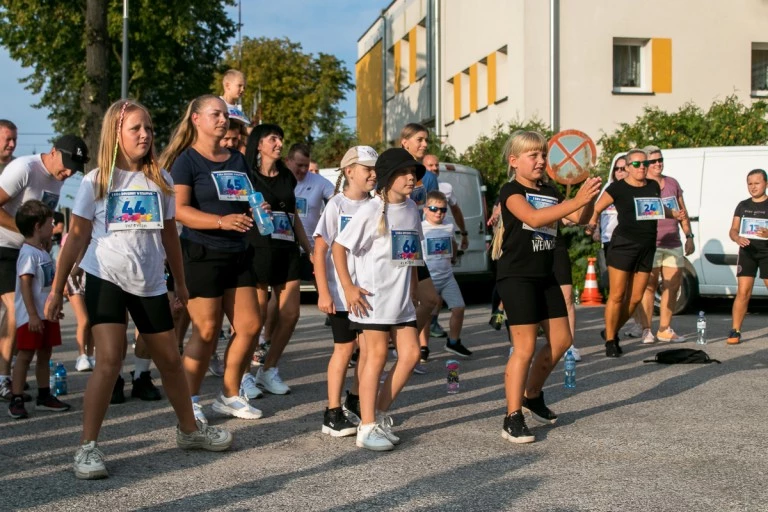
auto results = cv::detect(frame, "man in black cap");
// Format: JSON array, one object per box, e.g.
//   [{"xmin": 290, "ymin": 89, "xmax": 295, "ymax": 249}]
[{"xmin": 0, "ymin": 135, "xmax": 88, "ymax": 401}]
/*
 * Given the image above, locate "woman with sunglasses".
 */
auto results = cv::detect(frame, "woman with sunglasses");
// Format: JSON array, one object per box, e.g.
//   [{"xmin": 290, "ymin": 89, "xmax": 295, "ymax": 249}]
[
  {"xmin": 587, "ymin": 149, "xmax": 686, "ymax": 357},
  {"xmin": 592, "ymin": 155, "xmax": 628, "ymax": 290}
]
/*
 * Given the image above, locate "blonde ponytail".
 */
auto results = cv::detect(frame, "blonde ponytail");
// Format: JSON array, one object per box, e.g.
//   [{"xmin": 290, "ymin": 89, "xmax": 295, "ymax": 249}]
[
  {"xmin": 491, "ymin": 216, "xmax": 504, "ymax": 261},
  {"xmin": 333, "ymin": 170, "xmax": 346, "ymax": 195},
  {"xmin": 376, "ymin": 188, "xmax": 389, "ymax": 236}
]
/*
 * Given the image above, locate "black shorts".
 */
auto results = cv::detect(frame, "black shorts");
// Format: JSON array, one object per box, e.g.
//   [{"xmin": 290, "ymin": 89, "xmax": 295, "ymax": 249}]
[
  {"xmin": 299, "ymin": 252, "xmax": 315, "ymax": 282},
  {"xmin": 417, "ymin": 264, "xmax": 431, "ymax": 282},
  {"xmin": 84, "ymin": 273, "xmax": 174, "ymax": 334},
  {"xmin": 182, "ymin": 239, "xmax": 256, "ymax": 299},
  {"xmin": 553, "ymin": 246, "xmax": 572, "ymax": 286},
  {"xmin": 0, "ymin": 247, "xmax": 20, "ymax": 295},
  {"xmin": 349, "ymin": 320, "xmax": 418, "ymax": 332},
  {"xmin": 252, "ymin": 246, "xmax": 300, "ymax": 286},
  {"xmin": 329, "ymin": 312, "xmax": 359, "ymax": 343},
  {"xmin": 496, "ymin": 275, "xmax": 567, "ymax": 325},
  {"xmin": 737, "ymin": 248, "xmax": 768, "ymax": 278},
  {"xmin": 606, "ymin": 234, "xmax": 655, "ymax": 273}
]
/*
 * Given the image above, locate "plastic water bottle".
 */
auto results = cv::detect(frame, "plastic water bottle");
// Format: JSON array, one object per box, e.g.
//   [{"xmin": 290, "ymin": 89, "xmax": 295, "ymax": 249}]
[
  {"xmin": 248, "ymin": 192, "xmax": 274, "ymax": 235},
  {"xmin": 573, "ymin": 288, "xmax": 581, "ymax": 306},
  {"xmin": 696, "ymin": 311, "xmax": 707, "ymax": 345},
  {"xmin": 564, "ymin": 349, "xmax": 576, "ymax": 389},
  {"xmin": 48, "ymin": 360, "xmax": 55, "ymax": 392},
  {"xmin": 445, "ymin": 360, "xmax": 460, "ymax": 394},
  {"xmin": 54, "ymin": 362, "xmax": 68, "ymax": 396}
]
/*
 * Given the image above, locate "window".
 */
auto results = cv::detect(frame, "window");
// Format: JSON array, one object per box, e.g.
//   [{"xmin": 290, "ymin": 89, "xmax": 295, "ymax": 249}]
[
  {"xmin": 752, "ymin": 43, "xmax": 768, "ymax": 96},
  {"xmin": 613, "ymin": 38, "xmax": 650, "ymax": 92}
]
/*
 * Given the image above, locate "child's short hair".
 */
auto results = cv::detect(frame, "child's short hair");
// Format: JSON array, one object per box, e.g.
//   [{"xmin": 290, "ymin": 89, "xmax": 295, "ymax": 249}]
[
  {"xmin": 16, "ymin": 200, "xmax": 53, "ymax": 238},
  {"xmin": 426, "ymin": 190, "xmax": 447, "ymax": 204},
  {"xmin": 222, "ymin": 69, "xmax": 245, "ymax": 83}
]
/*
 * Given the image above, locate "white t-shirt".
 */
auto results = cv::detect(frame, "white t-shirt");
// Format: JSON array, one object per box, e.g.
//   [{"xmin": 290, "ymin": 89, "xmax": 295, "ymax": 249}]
[
  {"xmin": 295, "ymin": 172, "xmax": 335, "ymax": 249},
  {"xmin": 15, "ymin": 243, "xmax": 54, "ymax": 327},
  {"xmin": 313, "ymin": 193, "xmax": 371, "ymax": 311},
  {"xmin": 0, "ymin": 155, "xmax": 64, "ymax": 249},
  {"xmin": 73, "ymin": 168, "xmax": 175, "ymax": 297},
  {"xmin": 422, "ymin": 221, "xmax": 455, "ymax": 283},
  {"xmin": 335, "ymin": 197, "xmax": 423, "ymax": 325},
  {"xmin": 438, "ymin": 181, "xmax": 458, "ymax": 206}
]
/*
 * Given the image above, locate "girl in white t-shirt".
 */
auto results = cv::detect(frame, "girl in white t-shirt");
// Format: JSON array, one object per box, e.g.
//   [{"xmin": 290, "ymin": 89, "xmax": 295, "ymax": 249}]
[
  {"xmin": 332, "ymin": 148, "xmax": 425, "ymax": 451},
  {"xmin": 314, "ymin": 146, "xmax": 377, "ymax": 438},
  {"xmin": 46, "ymin": 100, "xmax": 232, "ymax": 481}
]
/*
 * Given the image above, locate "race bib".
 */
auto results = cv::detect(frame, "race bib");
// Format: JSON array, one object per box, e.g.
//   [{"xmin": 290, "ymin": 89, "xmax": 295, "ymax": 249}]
[
  {"xmin": 391, "ymin": 230, "xmax": 423, "ymax": 266},
  {"xmin": 425, "ymin": 236, "xmax": 453, "ymax": 261},
  {"xmin": 339, "ymin": 214, "xmax": 353, "ymax": 233},
  {"xmin": 211, "ymin": 171, "xmax": 253, "ymax": 201},
  {"xmin": 40, "ymin": 261, "xmax": 54, "ymax": 288},
  {"xmin": 271, "ymin": 212, "xmax": 295, "ymax": 242},
  {"xmin": 296, "ymin": 197, "xmax": 308, "ymax": 218},
  {"xmin": 739, "ymin": 217, "xmax": 768, "ymax": 240},
  {"xmin": 40, "ymin": 191, "xmax": 60, "ymax": 211},
  {"xmin": 661, "ymin": 196, "xmax": 680, "ymax": 211},
  {"xmin": 106, "ymin": 190, "xmax": 164, "ymax": 231},
  {"xmin": 522, "ymin": 193, "xmax": 558, "ymax": 237},
  {"xmin": 634, "ymin": 197, "xmax": 664, "ymax": 221}
]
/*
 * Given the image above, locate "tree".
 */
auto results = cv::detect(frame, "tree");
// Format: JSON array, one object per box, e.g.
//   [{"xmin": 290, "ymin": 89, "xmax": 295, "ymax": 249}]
[
  {"xmin": 215, "ymin": 37, "xmax": 353, "ymax": 145},
  {"xmin": 0, "ymin": 0, "xmax": 235, "ymax": 158}
]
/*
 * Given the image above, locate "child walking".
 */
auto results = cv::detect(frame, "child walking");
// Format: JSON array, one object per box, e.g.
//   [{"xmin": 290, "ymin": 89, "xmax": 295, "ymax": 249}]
[
  {"xmin": 419, "ymin": 190, "xmax": 472, "ymax": 358},
  {"xmin": 314, "ymin": 146, "xmax": 378, "ymax": 437},
  {"xmin": 46, "ymin": 99, "xmax": 232, "ymax": 480},
  {"xmin": 332, "ymin": 148, "xmax": 425, "ymax": 451},
  {"xmin": 495, "ymin": 131, "xmax": 601, "ymax": 444},
  {"xmin": 8, "ymin": 200, "xmax": 70, "ymax": 419}
]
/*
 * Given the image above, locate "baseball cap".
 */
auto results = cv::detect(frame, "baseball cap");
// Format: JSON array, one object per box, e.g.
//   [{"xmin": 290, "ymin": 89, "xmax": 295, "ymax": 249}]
[
  {"xmin": 374, "ymin": 148, "xmax": 426, "ymax": 191},
  {"xmin": 54, "ymin": 135, "xmax": 89, "ymax": 173},
  {"xmin": 340, "ymin": 146, "xmax": 378, "ymax": 168}
]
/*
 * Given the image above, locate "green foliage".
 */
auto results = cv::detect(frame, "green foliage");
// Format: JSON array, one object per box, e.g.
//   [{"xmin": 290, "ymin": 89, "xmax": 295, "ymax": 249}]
[
  {"xmin": 216, "ymin": 37, "xmax": 353, "ymax": 146},
  {"xmin": 310, "ymin": 124, "xmax": 358, "ymax": 169},
  {"xmin": 0, "ymin": 0, "xmax": 236, "ymax": 145}
]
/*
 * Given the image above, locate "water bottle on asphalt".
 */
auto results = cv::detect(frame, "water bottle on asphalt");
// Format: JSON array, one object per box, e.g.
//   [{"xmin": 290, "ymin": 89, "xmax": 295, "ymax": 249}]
[
  {"xmin": 54, "ymin": 362, "xmax": 68, "ymax": 396},
  {"xmin": 248, "ymin": 192, "xmax": 274, "ymax": 235},
  {"xmin": 49, "ymin": 360, "xmax": 55, "ymax": 392},
  {"xmin": 696, "ymin": 311, "xmax": 707, "ymax": 345},
  {"xmin": 564, "ymin": 349, "xmax": 576, "ymax": 389},
  {"xmin": 445, "ymin": 360, "xmax": 460, "ymax": 394}
]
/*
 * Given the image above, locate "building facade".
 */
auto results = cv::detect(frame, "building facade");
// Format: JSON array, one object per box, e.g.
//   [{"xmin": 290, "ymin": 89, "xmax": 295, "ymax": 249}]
[{"xmin": 356, "ymin": 0, "xmax": 768, "ymax": 154}]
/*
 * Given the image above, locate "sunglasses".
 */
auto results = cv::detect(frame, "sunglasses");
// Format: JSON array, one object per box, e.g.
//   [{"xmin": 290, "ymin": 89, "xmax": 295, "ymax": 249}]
[
  {"xmin": 427, "ymin": 206, "xmax": 448, "ymax": 213},
  {"xmin": 628, "ymin": 161, "xmax": 647, "ymax": 168},
  {"xmin": 647, "ymin": 158, "xmax": 664, "ymax": 165},
  {"xmin": 613, "ymin": 165, "xmax": 626, "ymax": 171}
]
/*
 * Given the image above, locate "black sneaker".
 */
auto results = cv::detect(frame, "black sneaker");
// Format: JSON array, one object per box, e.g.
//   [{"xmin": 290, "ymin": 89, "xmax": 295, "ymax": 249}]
[
  {"xmin": 8, "ymin": 396, "xmax": 28, "ymax": 419},
  {"xmin": 445, "ymin": 339, "xmax": 472, "ymax": 358},
  {"xmin": 0, "ymin": 380, "xmax": 31, "ymax": 402},
  {"xmin": 501, "ymin": 411, "xmax": 534, "ymax": 444},
  {"xmin": 111, "ymin": 375, "xmax": 126, "ymax": 404},
  {"xmin": 342, "ymin": 391, "xmax": 361, "ymax": 425},
  {"xmin": 615, "ymin": 338, "xmax": 623, "ymax": 355},
  {"xmin": 605, "ymin": 341, "xmax": 620, "ymax": 358},
  {"xmin": 36, "ymin": 394, "xmax": 71, "ymax": 412},
  {"xmin": 419, "ymin": 346, "xmax": 430, "ymax": 363},
  {"xmin": 522, "ymin": 392, "xmax": 557, "ymax": 424},
  {"xmin": 131, "ymin": 371, "xmax": 162, "ymax": 401},
  {"xmin": 348, "ymin": 348, "xmax": 360, "ymax": 368},
  {"xmin": 321, "ymin": 407, "xmax": 357, "ymax": 437}
]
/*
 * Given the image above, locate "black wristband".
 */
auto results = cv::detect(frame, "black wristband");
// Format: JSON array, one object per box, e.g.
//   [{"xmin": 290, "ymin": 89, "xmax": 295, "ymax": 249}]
[{"xmin": 685, "ymin": 233, "xmax": 694, "ymax": 239}]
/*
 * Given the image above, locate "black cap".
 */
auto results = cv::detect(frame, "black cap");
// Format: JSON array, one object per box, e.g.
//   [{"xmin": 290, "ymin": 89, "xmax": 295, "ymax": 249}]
[
  {"xmin": 374, "ymin": 148, "xmax": 426, "ymax": 191},
  {"xmin": 54, "ymin": 135, "xmax": 89, "ymax": 173}
]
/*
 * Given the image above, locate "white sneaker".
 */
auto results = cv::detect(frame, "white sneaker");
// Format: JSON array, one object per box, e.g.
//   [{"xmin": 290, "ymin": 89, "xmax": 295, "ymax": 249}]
[
  {"xmin": 657, "ymin": 327, "xmax": 685, "ymax": 343},
  {"xmin": 412, "ymin": 363, "xmax": 427, "ymax": 375},
  {"xmin": 356, "ymin": 423, "xmax": 394, "ymax": 451},
  {"xmin": 88, "ymin": 355, "xmax": 96, "ymax": 368},
  {"xmin": 73, "ymin": 441, "xmax": 108, "ymax": 480},
  {"xmin": 240, "ymin": 373, "xmax": 263, "ymax": 399},
  {"xmin": 508, "ymin": 346, "xmax": 514, "ymax": 358},
  {"xmin": 641, "ymin": 328, "xmax": 656, "ymax": 344},
  {"xmin": 177, "ymin": 424, "xmax": 233, "ymax": 451},
  {"xmin": 255, "ymin": 367, "xmax": 290, "ymax": 395},
  {"xmin": 208, "ymin": 353, "xmax": 224, "ymax": 377},
  {"xmin": 624, "ymin": 322, "xmax": 644, "ymax": 338},
  {"xmin": 569, "ymin": 346, "xmax": 582, "ymax": 361},
  {"xmin": 211, "ymin": 393, "xmax": 263, "ymax": 420},
  {"xmin": 192, "ymin": 400, "xmax": 208, "ymax": 425},
  {"xmin": 75, "ymin": 354, "xmax": 93, "ymax": 372},
  {"xmin": 376, "ymin": 413, "xmax": 401, "ymax": 445}
]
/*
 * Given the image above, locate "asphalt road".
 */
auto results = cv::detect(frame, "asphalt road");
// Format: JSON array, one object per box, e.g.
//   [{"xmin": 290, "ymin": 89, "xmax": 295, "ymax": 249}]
[{"xmin": 1, "ymin": 299, "xmax": 767, "ymax": 511}]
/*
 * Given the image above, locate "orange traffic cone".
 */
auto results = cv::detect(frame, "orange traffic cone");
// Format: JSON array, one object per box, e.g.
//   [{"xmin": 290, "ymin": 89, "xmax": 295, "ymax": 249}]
[{"xmin": 579, "ymin": 257, "xmax": 603, "ymax": 306}]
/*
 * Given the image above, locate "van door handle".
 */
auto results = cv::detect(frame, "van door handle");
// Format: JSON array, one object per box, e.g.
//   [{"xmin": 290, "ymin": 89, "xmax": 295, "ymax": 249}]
[{"xmin": 478, "ymin": 221, "xmax": 484, "ymax": 234}]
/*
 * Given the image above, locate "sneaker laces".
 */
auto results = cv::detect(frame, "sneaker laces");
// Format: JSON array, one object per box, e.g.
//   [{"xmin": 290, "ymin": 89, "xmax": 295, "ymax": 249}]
[
  {"xmin": 377, "ymin": 414, "xmax": 395, "ymax": 434},
  {"xmin": 268, "ymin": 368, "xmax": 285, "ymax": 384},
  {"xmin": 78, "ymin": 445, "xmax": 105, "ymax": 465}
]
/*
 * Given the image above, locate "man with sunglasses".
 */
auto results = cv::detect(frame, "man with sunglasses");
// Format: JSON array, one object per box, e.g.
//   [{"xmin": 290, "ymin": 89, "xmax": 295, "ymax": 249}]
[
  {"xmin": 0, "ymin": 135, "xmax": 88, "ymax": 400},
  {"xmin": 633, "ymin": 145, "xmax": 694, "ymax": 344}
]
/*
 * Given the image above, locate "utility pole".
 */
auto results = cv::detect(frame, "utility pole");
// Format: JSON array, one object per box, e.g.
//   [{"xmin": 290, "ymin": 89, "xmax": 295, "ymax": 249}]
[{"xmin": 121, "ymin": 0, "xmax": 129, "ymax": 99}]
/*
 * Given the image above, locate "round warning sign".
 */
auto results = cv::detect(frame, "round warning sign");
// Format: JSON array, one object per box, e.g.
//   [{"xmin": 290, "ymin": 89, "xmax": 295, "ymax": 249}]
[{"xmin": 546, "ymin": 130, "xmax": 596, "ymax": 185}]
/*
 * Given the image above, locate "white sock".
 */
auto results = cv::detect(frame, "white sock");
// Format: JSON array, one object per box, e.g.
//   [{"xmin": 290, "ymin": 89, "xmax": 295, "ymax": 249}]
[
  {"xmin": 134, "ymin": 357, "xmax": 151, "ymax": 374},
  {"xmin": 0, "ymin": 375, "xmax": 9, "ymax": 383}
]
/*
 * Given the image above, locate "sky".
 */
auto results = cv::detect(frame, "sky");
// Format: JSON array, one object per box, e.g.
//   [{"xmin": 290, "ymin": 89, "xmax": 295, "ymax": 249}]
[{"xmin": 0, "ymin": 0, "xmax": 383, "ymax": 157}]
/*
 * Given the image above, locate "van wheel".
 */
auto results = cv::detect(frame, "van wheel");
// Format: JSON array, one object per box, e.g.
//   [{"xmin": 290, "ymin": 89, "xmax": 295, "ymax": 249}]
[{"xmin": 653, "ymin": 268, "xmax": 698, "ymax": 315}]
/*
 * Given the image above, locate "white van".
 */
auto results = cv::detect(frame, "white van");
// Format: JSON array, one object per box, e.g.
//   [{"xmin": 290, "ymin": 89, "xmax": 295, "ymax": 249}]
[
  {"xmin": 610, "ymin": 145, "xmax": 768, "ymax": 312},
  {"xmin": 319, "ymin": 163, "xmax": 494, "ymax": 286}
]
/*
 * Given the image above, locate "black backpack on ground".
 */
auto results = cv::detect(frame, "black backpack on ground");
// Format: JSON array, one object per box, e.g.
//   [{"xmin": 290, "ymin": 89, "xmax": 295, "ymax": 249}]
[{"xmin": 643, "ymin": 349, "xmax": 721, "ymax": 365}]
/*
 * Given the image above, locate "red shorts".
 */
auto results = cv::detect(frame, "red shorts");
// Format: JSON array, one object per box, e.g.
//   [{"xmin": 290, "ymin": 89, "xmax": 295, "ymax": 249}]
[{"xmin": 16, "ymin": 321, "xmax": 62, "ymax": 351}]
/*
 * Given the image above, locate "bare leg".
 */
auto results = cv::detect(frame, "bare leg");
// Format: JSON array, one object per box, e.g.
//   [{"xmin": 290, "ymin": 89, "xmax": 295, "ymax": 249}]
[
  {"xmin": 559, "ymin": 284, "xmax": 575, "ymax": 339},
  {"xmin": 604, "ymin": 267, "xmax": 630, "ymax": 340},
  {"xmin": 263, "ymin": 291, "xmax": 279, "ymax": 342},
  {"xmin": 327, "ymin": 342, "xmax": 355, "ymax": 409},
  {"xmin": 617, "ymin": 272, "xmax": 651, "ymax": 330},
  {"xmin": 526, "ymin": 317, "xmax": 572, "ymax": 396},
  {"xmin": 262, "ymin": 280, "xmax": 300, "ymax": 370},
  {"xmin": 730, "ymin": 276, "xmax": 755, "ymax": 330},
  {"xmin": 358, "ymin": 330, "xmax": 388, "ymax": 424},
  {"xmin": 448, "ymin": 307, "xmax": 465, "ymax": 340},
  {"xmin": 658, "ymin": 266, "xmax": 681, "ymax": 331},
  {"xmin": 505, "ymin": 324, "xmax": 537, "ymax": 414},
  {"xmin": 221, "ymin": 286, "xmax": 261, "ymax": 396},
  {"xmin": 70, "ymin": 294, "xmax": 92, "ymax": 357},
  {"xmin": 0, "ymin": 292, "xmax": 15, "ymax": 377},
  {"xmin": 638, "ymin": 267, "xmax": 660, "ymax": 331},
  {"xmin": 377, "ymin": 326, "xmax": 419, "ymax": 412},
  {"xmin": 11, "ymin": 349, "xmax": 34, "ymax": 395},
  {"xmin": 182, "ymin": 297, "xmax": 223, "ymax": 396}
]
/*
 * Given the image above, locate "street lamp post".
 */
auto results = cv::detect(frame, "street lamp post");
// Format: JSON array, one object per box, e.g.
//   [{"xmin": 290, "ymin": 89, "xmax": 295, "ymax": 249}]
[{"xmin": 121, "ymin": 0, "xmax": 129, "ymax": 99}]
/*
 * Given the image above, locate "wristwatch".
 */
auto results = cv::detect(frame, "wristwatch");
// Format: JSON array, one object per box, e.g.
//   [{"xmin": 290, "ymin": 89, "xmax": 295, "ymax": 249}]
[{"xmin": 685, "ymin": 233, "xmax": 694, "ymax": 239}]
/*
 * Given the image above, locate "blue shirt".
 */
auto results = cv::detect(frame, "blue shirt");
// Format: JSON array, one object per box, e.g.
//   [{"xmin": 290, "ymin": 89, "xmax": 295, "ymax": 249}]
[{"xmin": 410, "ymin": 170, "xmax": 439, "ymax": 209}]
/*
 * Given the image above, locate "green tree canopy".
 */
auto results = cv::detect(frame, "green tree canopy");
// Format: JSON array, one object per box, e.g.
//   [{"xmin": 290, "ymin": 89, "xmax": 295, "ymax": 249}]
[{"xmin": 0, "ymin": 0, "xmax": 235, "ymax": 150}]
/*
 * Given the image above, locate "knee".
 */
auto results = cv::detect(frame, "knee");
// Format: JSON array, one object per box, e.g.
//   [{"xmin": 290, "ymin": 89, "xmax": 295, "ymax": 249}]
[
  {"xmin": 397, "ymin": 343, "xmax": 420, "ymax": 367},
  {"xmin": 452, "ymin": 307, "xmax": 465, "ymax": 317},
  {"xmin": 736, "ymin": 287, "xmax": 752, "ymax": 301},
  {"xmin": 280, "ymin": 306, "xmax": 300, "ymax": 327},
  {"xmin": 193, "ymin": 318, "xmax": 220, "ymax": 343}
]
